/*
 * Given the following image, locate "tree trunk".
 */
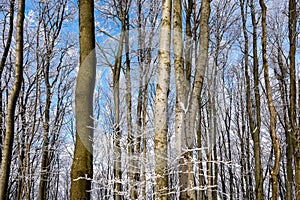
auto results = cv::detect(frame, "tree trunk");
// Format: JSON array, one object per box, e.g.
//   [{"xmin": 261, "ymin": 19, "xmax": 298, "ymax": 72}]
[
  {"xmin": 70, "ymin": 0, "xmax": 96, "ymax": 199},
  {"xmin": 188, "ymin": 0, "xmax": 210, "ymax": 151},
  {"xmin": 288, "ymin": 0, "xmax": 300, "ymax": 199},
  {"xmin": 38, "ymin": 59, "xmax": 51, "ymax": 200},
  {"xmin": 259, "ymin": 1, "xmax": 281, "ymax": 199},
  {"xmin": 183, "ymin": 0, "xmax": 210, "ymax": 197},
  {"xmin": 154, "ymin": 0, "xmax": 172, "ymax": 198},
  {"xmin": 0, "ymin": 0, "xmax": 15, "ymax": 165},
  {"xmin": 173, "ymin": 0, "xmax": 194, "ymax": 198},
  {"xmin": 0, "ymin": 0, "xmax": 25, "ymax": 199},
  {"xmin": 113, "ymin": 23, "xmax": 125, "ymax": 200},
  {"xmin": 276, "ymin": 45, "xmax": 293, "ymax": 200},
  {"xmin": 124, "ymin": 15, "xmax": 137, "ymax": 200},
  {"xmin": 249, "ymin": 1, "xmax": 264, "ymax": 198}
]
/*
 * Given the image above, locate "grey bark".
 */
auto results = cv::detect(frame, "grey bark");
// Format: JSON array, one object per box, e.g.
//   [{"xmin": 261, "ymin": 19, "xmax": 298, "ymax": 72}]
[{"xmin": 154, "ymin": 0, "xmax": 172, "ymax": 198}]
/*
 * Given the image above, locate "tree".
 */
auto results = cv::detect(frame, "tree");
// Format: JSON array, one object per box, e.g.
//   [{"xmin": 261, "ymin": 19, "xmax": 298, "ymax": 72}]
[
  {"xmin": 37, "ymin": 2, "xmax": 67, "ymax": 199},
  {"xmin": 249, "ymin": 0, "xmax": 264, "ymax": 198},
  {"xmin": 239, "ymin": 0, "xmax": 255, "ymax": 198},
  {"xmin": 0, "ymin": 0, "xmax": 25, "ymax": 199},
  {"xmin": 70, "ymin": 0, "xmax": 96, "ymax": 199},
  {"xmin": 154, "ymin": 0, "xmax": 172, "ymax": 198},
  {"xmin": 0, "ymin": 0, "xmax": 15, "ymax": 162},
  {"xmin": 172, "ymin": 0, "xmax": 191, "ymax": 198},
  {"xmin": 259, "ymin": 0, "xmax": 281, "ymax": 198},
  {"xmin": 288, "ymin": 0, "xmax": 300, "ymax": 199}
]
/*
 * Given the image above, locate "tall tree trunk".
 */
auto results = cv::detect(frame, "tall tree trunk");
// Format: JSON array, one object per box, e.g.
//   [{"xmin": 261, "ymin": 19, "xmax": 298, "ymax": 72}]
[
  {"xmin": 184, "ymin": 0, "xmax": 210, "ymax": 198},
  {"xmin": 141, "ymin": 83, "xmax": 148, "ymax": 200},
  {"xmin": 70, "ymin": 0, "xmax": 96, "ymax": 199},
  {"xmin": 288, "ymin": 0, "xmax": 300, "ymax": 199},
  {"xmin": 239, "ymin": 1, "xmax": 254, "ymax": 198},
  {"xmin": 173, "ymin": 0, "xmax": 194, "ymax": 198},
  {"xmin": 136, "ymin": 1, "xmax": 144, "ymax": 196},
  {"xmin": 38, "ymin": 60, "xmax": 51, "ymax": 200},
  {"xmin": 113, "ymin": 23, "xmax": 125, "ymax": 200},
  {"xmin": 259, "ymin": 0, "xmax": 281, "ymax": 199},
  {"xmin": 154, "ymin": 0, "xmax": 172, "ymax": 198},
  {"xmin": 249, "ymin": 1, "xmax": 264, "ymax": 198},
  {"xmin": 0, "ymin": 0, "xmax": 15, "ymax": 164},
  {"xmin": 188, "ymin": 0, "xmax": 210, "ymax": 152},
  {"xmin": 124, "ymin": 15, "xmax": 137, "ymax": 200},
  {"xmin": 225, "ymin": 96, "xmax": 234, "ymax": 200},
  {"xmin": 276, "ymin": 45, "xmax": 293, "ymax": 200},
  {"xmin": 0, "ymin": 0, "xmax": 25, "ymax": 199},
  {"xmin": 16, "ymin": 91, "xmax": 26, "ymax": 200}
]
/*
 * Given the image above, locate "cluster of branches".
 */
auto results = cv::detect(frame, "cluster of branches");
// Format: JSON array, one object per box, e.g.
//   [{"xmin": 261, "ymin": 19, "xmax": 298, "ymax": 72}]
[
  {"xmin": 0, "ymin": 0, "xmax": 77, "ymax": 199},
  {"xmin": 0, "ymin": 0, "xmax": 299, "ymax": 200},
  {"xmin": 91, "ymin": 0, "xmax": 300, "ymax": 199}
]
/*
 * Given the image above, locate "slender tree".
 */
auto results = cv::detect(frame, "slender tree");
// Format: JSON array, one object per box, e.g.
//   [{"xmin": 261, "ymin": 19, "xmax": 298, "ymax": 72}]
[
  {"xmin": 0, "ymin": 0, "xmax": 25, "ymax": 199},
  {"xmin": 249, "ymin": 0, "xmax": 264, "ymax": 198},
  {"xmin": 187, "ymin": 0, "xmax": 210, "ymax": 197},
  {"xmin": 172, "ymin": 0, "xmax": 194, "ymax": 198},
  {"xmin": 239, "ymin": 0, "xmax": 256, "ymax": 199},
  {"xmin": 154, "ymin": 0, "xmax": 172, "ymax": 198},
  {"xmin": 259, "ymin": 0, "xmax": 281, "ymax": 199},
  {"xmin": 0, "ymin": 0, "xmax": 15, "ymax": 165},
  {"xmin": 38, "ymin": 2, "xmax": 66, "ymax": 199},
  {"xmin": 70, "ymin": 0, "xmax": 96, "ymax": 199},
  {"xmin": 288, "ymin": 0, "xmax": 300, "ymax": 199}
]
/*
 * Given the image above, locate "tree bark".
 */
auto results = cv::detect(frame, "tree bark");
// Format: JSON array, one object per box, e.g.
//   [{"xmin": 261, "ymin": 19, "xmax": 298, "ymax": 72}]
[
  {"xmin": 70, "ymin": 0, "xmax": 96, "ymax": 199},
  {"xmin": 124, "ymin": 14, "xmax": 137, "ymax": 200},
  {"xmin": 173, "ymin": 0, "xmax": 194, "ymax": 198},
  {"xmin": 259, "ymin": 1, "xmax": 281, "ymax": 199},
  {"xmin": 276, "ymin": 45, "xmax": 293, "ymax": 200},
  {"xmin": 183, "ymin": 0, "xmax": 210, "ymax": 197},
  {"xmin": 154, "ymin": 0, "xmax": 172, "ymax": 198},
  {"xmin": 249, "ymin": 1, "xmax": 264, "ymax": 198},
  {"xmin": 0, "ymin": 0, "xmax": 15, "ymax": 165},
  {"xmin": 113, "ymin": 24, "xmax": 125, "ymax": 200},
  {"xmin": 288, "ymin": 0, "xmax": 300, "ymax": 199},
  {"xmin": 0, "ymin": 0, "xmax": 25, "ymax": 199}
]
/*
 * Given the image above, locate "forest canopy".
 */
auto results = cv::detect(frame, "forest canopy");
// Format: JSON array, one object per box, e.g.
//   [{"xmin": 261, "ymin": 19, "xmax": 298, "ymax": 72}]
[{"xmin": 0, "ymin": 0, "xmax": 299, "ymax": 199}]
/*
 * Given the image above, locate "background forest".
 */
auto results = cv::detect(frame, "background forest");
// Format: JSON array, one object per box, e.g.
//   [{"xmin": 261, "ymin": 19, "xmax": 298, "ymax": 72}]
[{"xmin": 0, "ymin": 0, "xmax": 299, "ymax": 199}]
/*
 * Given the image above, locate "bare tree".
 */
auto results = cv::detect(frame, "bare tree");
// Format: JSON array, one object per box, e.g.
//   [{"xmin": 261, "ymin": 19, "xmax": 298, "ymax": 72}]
[
  {"xmin": 259, "ymin": 0, "xmax": 281, "ymax": 199},
  {"xmin": 0, "ymin": 0, "xmax": 25, "ymax": 199},
  {"xmin": 70, "ymin": 0, "xmax": 96, "ymax": 199},
  {"xmin": 154, "ymin": 0, "xmax": 172, "ymax": 198},
  {"xmin": 288, "ymin": 0, "xmax": 300, "ymax": 199},
  {"xmin": 249, "ymin": 0, "xmax": 264, "ymax": 198},
  {"xmin": 0, "ymin": 0, "xmax": 15, "ymax": 165}
]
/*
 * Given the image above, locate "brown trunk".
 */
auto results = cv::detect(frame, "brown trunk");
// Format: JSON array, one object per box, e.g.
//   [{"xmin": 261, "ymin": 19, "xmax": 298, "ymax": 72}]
[
  {"xmin": 276, "ymin": 45, "xmax": 293, "ymax": 200},
  {"xmin": 288, "ymin": 0, "xmax": 300, "ymax": 199},
  {"xmin": 113, "ymin": 28, "xmax": 124, "ymax": 200},
  {"xmin": 16, "ymin": 93, "xmax": 26, "ymax": 200},
  {"xmin": 0, "ymin": 0, "xmax": 15, "ymax": 165},
  {"xmin": 249, "ymin": 1, "xmax": 264, "ymax": 198},
  {"xmin": 0, "ymin": 0, "xmax": 25, "ymax": 199},
  {"xmin": 70, "ymin": 0, "xmax": 96, "ymax": 199},
  {"xmin": 259, "ymin": 1, "xmax": 281, "ymax": 199}
]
